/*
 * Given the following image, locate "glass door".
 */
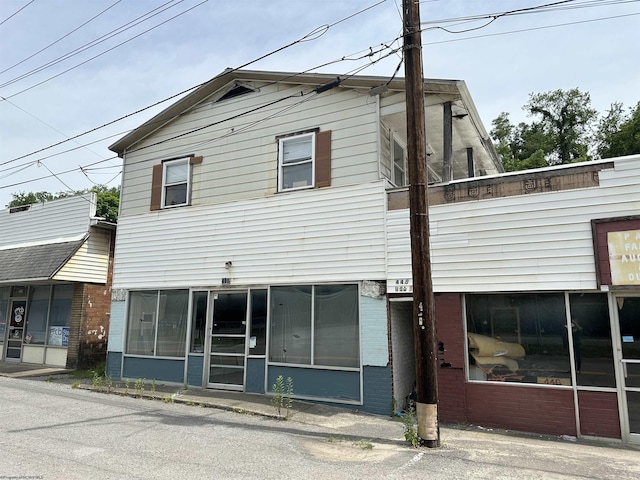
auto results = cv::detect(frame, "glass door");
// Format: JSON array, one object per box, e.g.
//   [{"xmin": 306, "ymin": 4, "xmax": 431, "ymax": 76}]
[
  {"xmin": 206, "ymin": 292, "xmax": 248, "ymax": 390},
  {"xmin": 616, "ymin": 295, "xmax": 640, "ymax": 443},
  {"xmin": 6, "ymin": 300, "xmax": 27, "ymax": 361}
]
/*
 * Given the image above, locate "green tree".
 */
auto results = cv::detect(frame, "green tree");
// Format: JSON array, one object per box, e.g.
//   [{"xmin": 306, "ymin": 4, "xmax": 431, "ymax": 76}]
[
  {"xmin": 8, "ymin": 185, "xmax": 120, "ymax": 222},
  {"xmin": 597, "ymin": 101, "xmax": 640, "ymax": 158}
]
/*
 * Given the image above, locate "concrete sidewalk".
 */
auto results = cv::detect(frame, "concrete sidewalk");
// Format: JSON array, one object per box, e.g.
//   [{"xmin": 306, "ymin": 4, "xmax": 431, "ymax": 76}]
[{"xmin": 2, "ymin": 360, "xmax": 640, "ymax": 480}]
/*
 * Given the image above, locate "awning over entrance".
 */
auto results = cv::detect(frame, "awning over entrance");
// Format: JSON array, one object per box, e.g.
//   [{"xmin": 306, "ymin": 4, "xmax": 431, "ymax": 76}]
[{"xmin": 0, "ymin": 238, "xmax": 86, "ymax": 283}]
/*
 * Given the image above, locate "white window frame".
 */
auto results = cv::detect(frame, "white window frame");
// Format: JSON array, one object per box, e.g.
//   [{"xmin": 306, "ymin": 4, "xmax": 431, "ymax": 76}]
[
  {"xmin": 161, "ymin": 157, "xmax": 190, "ymax": 208},
  {"xmin": 391, "ymin": 133, "xmax": 408, "ymax": 187},
  {"xmin": 278, "ymin": 132, "xmax": 315, "ymax": 192}
]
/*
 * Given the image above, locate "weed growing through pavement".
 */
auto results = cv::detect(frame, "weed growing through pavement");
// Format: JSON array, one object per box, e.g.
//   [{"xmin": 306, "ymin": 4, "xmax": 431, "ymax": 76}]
[
  {"xmin": 353, "ymin": 440, "xmax": 374, "ymax": 450},
  {"xmin": 135, "ymin": 378, "xmax": 145, "ymax": 397},
  {"xmin": 402, "ymin": 405, "xmax": 420, "ymax": 447},
  {"xmin": 71, "ymin": 381, "xmax": 81, "ymax": 389},
  {"xmin": 271, "ymin": 375, "xmax": 294, "ymax": 418},
  {"xmin": 124, "ymin": 379, "xmax": 130, "ymax": 395},
  {"xmin": 92, "ymin": 371, "xmax": 104, "ymax": 391}
]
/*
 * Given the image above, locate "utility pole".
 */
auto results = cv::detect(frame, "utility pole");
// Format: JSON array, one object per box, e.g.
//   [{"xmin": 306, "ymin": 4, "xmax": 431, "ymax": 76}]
[{"xmin": 402, "ymin": 0, "xmax": 440, "ymax": 448}]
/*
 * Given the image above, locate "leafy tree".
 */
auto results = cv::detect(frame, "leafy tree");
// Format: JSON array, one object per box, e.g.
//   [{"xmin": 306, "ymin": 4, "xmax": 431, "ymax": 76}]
[
  {"xmin": 597, "ymin": 101, "xmax": 640, "ymax": 158},
  {"xmin": 491, "ymin": 88, "xmax": 639, "ymax": 171},
  {"xmin": 8, "ymin": 185, "xmax": 120, "ymax": 223}
]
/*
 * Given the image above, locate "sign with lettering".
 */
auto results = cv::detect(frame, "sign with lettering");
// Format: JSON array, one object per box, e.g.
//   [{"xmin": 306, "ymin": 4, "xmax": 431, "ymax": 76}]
[
  {"xmin": 608, "ymin": 230, "xmax": 640, "ymax": 285},
  {"xmin": 388, "ymin": 278, "xmax": 413, "ymax": 294},
  {"xmin": 49, "ymin": 326, "xmax": 69, "ymax": 347}
]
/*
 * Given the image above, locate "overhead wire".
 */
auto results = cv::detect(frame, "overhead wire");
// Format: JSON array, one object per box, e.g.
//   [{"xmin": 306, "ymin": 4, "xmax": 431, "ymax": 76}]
[
  {"xmin": 2, "ymin": 0, "xmax": 636, "ymax": 191},
  {"xmin": 0, "ymin": 0, "xmax": 35, "ymax": 27}
]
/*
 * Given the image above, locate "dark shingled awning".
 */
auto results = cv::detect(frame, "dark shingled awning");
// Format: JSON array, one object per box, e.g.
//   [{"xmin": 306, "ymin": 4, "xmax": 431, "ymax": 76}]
[{"xmin": 0, "ymin": 239, "xmax": 86, "ymax": 283}]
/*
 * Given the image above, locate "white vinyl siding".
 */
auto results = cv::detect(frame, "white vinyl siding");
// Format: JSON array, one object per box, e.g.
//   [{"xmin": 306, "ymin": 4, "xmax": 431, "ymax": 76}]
[
  {"xmin": 54, "ymin": 230, "xmax": 111, "ymax": 283},
  {"xmin": 119, "ymin": 81, "xmax": 379, "ymax": 216},
  {"xmin": 0, "ymin": 194, "xmax": 95, "ymax": 249},
  {"xmin": 387, "ymin": 156, "xmax": 640, "ymax": 292},
  {"xmin": 113, "ymin": 181, "xmax": 387, "ymax": 290}
]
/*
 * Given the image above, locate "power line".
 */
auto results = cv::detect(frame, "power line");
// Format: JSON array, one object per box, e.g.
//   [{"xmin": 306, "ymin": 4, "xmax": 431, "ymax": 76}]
[
  {"xmin": 0, "ymin": 0, "xmax": 123, "ymax": 76},
  {"xmin": 0, "ymin": 0, "xmax": 35, "ymax": 27}
]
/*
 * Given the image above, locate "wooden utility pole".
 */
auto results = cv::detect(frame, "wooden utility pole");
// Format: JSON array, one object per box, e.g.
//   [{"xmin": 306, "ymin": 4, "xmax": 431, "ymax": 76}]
[{"xmin": 402, "ymin": 0, "xmax": 440, "ymax": 448}]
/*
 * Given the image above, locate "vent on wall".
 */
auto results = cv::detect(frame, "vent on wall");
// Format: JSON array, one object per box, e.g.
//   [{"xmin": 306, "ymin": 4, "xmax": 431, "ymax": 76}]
[
  {"xmin": 9, "ymin": 205, "xmax": 30, "ymax": 214},
  {"xmin": 217, "ymin": 82, "xmax": 258, "ymax": 102}
]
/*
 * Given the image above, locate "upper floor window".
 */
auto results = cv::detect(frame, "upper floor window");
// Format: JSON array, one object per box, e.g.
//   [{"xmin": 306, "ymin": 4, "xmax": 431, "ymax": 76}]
[
  {"xmin": 277, "ymin": 130, "xmax": 332, "ymax": 192},
  {"xmin": 163, "ymin": 158, "xmax": 189, "ymax": 207},
  {"xmin": 150, "ymin": 155, "xmax": 202, "ymax": 211},
  {"xmin": 392, "ymin": 135, "xmax": 408, "ymax": 186},
  {"xmin": 278, "ymin": 133, "xmax": 315, "ymax": 191}
]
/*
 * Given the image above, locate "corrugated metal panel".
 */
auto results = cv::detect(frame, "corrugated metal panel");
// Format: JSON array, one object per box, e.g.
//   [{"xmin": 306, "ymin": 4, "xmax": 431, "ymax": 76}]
[
  {"xmin": 0, "ymin": 194, "xmax": 95, "ymax": 249},
  {"xmin": 387, "ymin": 157, "xmax": 640, "ymax": 292},
  {"xmin": 113, "ymin": 181, "xmax": 387, "ymax": 289},
  {"xmin": 54, "ymin": 230, "xmax": 110, "ymax": 283},
  {"xmin": 120, "ymin": 83, "xmax": 379, "ymax": 216}
]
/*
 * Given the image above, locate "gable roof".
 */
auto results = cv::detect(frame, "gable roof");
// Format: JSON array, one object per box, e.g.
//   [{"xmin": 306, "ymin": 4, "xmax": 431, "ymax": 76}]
[{"xmin": 108, "ymin": 69, "xmax": 501, "ymax": 176}]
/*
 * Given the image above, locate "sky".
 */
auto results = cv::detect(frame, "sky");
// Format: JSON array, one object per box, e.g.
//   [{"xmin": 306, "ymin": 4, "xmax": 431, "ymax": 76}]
[{"xmin": 0, "ymin": 0, "xmax": 638, "ymax": 208}]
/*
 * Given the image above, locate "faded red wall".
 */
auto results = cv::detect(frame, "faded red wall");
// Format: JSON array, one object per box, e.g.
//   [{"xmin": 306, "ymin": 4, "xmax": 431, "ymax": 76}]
[{"xmin": 578, "ymin": 390, "xmax": 621, "ymax": 438}]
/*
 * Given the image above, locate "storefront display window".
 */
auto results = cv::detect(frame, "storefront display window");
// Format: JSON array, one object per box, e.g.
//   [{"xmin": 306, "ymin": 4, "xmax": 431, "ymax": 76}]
[
  {"xmin": 568, "ymin": 293, "xmax": 615, "ymax": 387},
  {"xmin": 0, "ymin": 287, "xmax": 8, "ymax": 343},
  {"xmin": 466, "ymin": 293, "xmax": 571, "ymax": 385},
  {"xmin": 47, "ymin": 285, "xmax": 73, "ymax": 346},
  {"xmin": 126, "ymin": 290, "xmax": 188, "ymax": 357},
  {"xmin": 269, "ymin": 285, "xmax": 359, "ymax": 368},
  {"xmin": 25, "ymin": 286, "xmax": 50, "ymax": 345}
]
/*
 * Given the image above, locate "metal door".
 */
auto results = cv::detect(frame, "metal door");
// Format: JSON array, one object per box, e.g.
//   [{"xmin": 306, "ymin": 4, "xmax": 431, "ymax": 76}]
[{"xmin": 6, "ymin": 300, "xmax": 27, "ymax": 361}]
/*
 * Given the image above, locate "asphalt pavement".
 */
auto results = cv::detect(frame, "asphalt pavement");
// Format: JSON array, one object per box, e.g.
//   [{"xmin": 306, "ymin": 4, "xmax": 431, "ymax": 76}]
[{"xmin": 1, "ymin": 361, "xmax": 639, "ymax": 479}]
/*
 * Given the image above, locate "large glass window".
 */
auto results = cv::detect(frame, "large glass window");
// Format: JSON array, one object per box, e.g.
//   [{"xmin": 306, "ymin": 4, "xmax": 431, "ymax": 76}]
[
  {"xmin": 249, "ymin": 289, "xmax": 267, "ymax": 355},
  {"xmin": 190, "ymin": 291, "xmax": 208, "ymax": 353},
  {"xmin": 48, "ymin": 285, "xmax": 73, "ymax": 346},
  {"xmin": 25, "ymin": 286, "xmax": 50, "ymax": 345},
  {"xmin": 0, "ymin": 287, "xmax": 8, "ymax": 343},
  {"xmin": 269, "ymin": 285, "xmax": 359, "ymax": 368},
  {"xmin": 126, "ymin": 290, "xmax": 188, "ymax": 357},
  {"xmin": 568, "ymin": 293, "xmax": 615, "ymax": 387},
  {"xmin": 466, "ymin": 293, "xmax": 571, "ymax": 385}
]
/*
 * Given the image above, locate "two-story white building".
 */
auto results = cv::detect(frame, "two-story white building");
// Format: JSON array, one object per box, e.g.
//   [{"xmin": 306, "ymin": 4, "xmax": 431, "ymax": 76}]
[{"xmin": 106, "ymin": 69, "xmax": 640, "ymax": 444}]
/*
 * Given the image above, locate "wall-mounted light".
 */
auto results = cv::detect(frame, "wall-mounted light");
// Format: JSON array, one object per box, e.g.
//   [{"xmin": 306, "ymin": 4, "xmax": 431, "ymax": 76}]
[{"xmin": 225, "ymin": 261, "xmax": 232, "ymax": 269}]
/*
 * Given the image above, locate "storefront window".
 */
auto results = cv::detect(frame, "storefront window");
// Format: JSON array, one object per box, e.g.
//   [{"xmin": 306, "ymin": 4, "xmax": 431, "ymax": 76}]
[
  {"xmin": 568, "ymin": 293, "xmax": 614, "ymax": 387},
  {"xmin": 249, "ymin": 289, "xmax": 267, "ymax": 355},
  {"xmin": 25, "ymin": 286, "xmax": 50, "ymax": 345},
  {"xmin": 47, "ymin": 285, "xmax": 73, "ymax": 346},
  {"xmin": 0, "ymin": 287, "xmax": 8, "ymax": 343},
  {"xmin": 190, "ymin": 292, "xmax": 207, "ymax": 353},
  {"xmin": 466, "ymin": 293, "xmax": 571, "ymax": 385},
  {"xmin": 269, "ymin": 285, "xmax": 360, "ymax": 368},
  {"xmin": 126, "ymin": 290, "xmax": 188, "ymax": 357}
]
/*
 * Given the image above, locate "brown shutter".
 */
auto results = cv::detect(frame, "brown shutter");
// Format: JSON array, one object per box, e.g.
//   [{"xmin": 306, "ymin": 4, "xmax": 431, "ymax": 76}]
[
  {"xmin": 315, "ymin": 130, "xmax": 331, "ymax": 188},
  {"xmin": 189, "ymin": 155, "xmax": 203, "ymax": 165},
  {"xmin": 150, "ymin": 164, "xmax": 163, "ymax": 211}
]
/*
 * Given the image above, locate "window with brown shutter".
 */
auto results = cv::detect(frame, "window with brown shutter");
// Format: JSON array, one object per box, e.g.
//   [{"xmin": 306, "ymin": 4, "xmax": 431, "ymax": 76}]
[
  {"xmin": 150, "ymin": 155, "xmax": 202, "ymax": 210},
  {"xmin": 277, "ymin": 130, "xmax": 331, "ymax": 192}
]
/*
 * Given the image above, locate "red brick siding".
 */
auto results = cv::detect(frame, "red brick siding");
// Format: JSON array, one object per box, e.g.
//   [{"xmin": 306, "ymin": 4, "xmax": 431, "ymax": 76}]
[
  {"xmin": 466, "ymin": 383, "xmax": 577, "ymax": 436},
  {"xmin": 434, "ymin": 293, "xmax": 467, "ymax": 422},
  {"xmin": 578, "ymin": 391, "xmax": 621, "ymax": 439}
]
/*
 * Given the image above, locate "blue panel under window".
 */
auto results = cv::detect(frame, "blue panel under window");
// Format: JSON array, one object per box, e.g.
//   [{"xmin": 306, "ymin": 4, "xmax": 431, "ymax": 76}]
[
  {"xmin": 267, "ymin": 366, "xmax": 360, "ymax": 402},
  {"xmin": 246, "ymin": 358, "xmax": 266, "ymax": 393},
  {"xmin": 187, "ymin": 355, "xmax": 204, "ymax": 386},
  {"xmin": 123, "ymin": 357, "xmax": 185, "ymax": 383}
]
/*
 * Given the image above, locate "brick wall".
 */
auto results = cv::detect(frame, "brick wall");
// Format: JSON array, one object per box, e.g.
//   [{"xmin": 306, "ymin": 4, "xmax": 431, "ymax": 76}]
[
  {"xmin": 435, "ymin": 293, "xmax": 467, "ymax": 423},
  {"xmin": 466, "ymin": 382, "xmax": 577, "ymax": 436},
  {"xmin": 578, "ymin": 391, "xmax": 621, "ymax": 438},
  {"xmin": 67, "ymin": 231, "xmax": 114, "ymax": 370}
]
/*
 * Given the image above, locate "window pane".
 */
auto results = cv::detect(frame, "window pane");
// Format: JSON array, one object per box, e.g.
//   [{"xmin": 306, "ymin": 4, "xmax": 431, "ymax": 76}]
[
  {"xmin": 569, "ymin": 293, "xmax": 615, "ymax": 387},
  {"xmin": 126, "ymin": 291, "xmax": 158, "ymax": 355},
  {"xmin": 282, "ymin": 163, "xmax": 312, "ymax": 189},
  {"xmin": 165, "ymin": 161, "xmax": 188, "ymax": 183},
  {"xmin": 314, "ymin": 285, "xmax": 359, "ymax": 367},
  {"xmin": 282, "ymin": 136, "xmax": 312, "ymax": 163},
  {"xmin": 212, "ymin": 293, "xmax": 247, "ymax": 335},
  {"xmin": 164, "ymin": 183, "xmax": 187, "ymax": 206},
  {"xmin": 249, "ymin": 289, "xmax": 267, "ymax": 355},
  {"xmin": 25, "ymin": 286, "xmax": 50, "ymax": 345},
  {"xmin": 618, "ymin": 296, "xmax": 640, "ymax": 360},
  {"xmin": 270, "ymin": 286, "xmax": 311, "ymax": 364},
  {"xmin": 48, "ymin": 284, "xmax": 73, "ymax": 346},
  {"xmin": 156, "ymin": 290, "xmax": 188, "ymax": 357},
  {"xmin": 190, "ymin": 292, "xmax": 207, "ymax": 353},
  {"xmin": 466, "ymin": 294, "xmax": 570, "ymax": 385},
  {"xmin": 0, "ymin": 287, "xmax": 8, "ymax": 344}
]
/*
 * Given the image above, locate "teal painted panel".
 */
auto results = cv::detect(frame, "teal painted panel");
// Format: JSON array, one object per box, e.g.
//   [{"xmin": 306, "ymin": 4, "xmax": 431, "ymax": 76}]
[
  {"xmin": 106, "ymin": 352, "xmax": 122, "ymax": 379},
  {"xmin": 267, "ymin": 366, "xmax": 360, "ymax": 402},
  {"xmin": 108, "ymin": 301, "xmax": 125, "ymax": 352},
  {"xmin": 187, "ymin": 355, "xmax": 204, "ymax": 386},
  {"xmin": 246, "ymin": 358, "xmax": 266, "ymax": 393},
  {"xmin": 123, "ymin": 357, "xmax": 184, "ymax": 383}
]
